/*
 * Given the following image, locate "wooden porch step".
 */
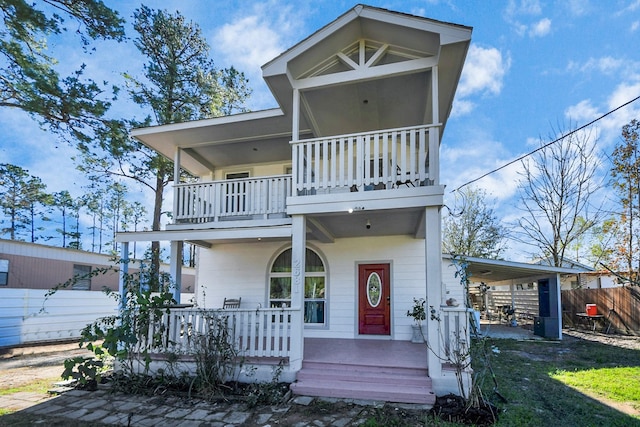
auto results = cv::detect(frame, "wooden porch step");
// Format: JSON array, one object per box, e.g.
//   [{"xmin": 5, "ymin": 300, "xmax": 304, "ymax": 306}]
[
  {"xmin": 296, "ymin": 362, "xmax": 429, "ymax": 386},
  {"xmin": 290, "ymin": 361, "xmax": 435, "ymax": 405}
]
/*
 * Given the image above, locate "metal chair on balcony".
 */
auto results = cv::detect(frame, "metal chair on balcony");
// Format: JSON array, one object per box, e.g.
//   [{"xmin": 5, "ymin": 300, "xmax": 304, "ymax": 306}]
[
  {"xmin": 395, "ymin": 165, "xmax": 415, "ymax": 188},
  {"xmin": 223, "ymin": 297, "xmax": 241, "ymax": 309}
]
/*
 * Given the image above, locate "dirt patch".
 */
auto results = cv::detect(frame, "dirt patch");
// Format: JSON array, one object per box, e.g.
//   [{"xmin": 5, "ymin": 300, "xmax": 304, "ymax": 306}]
[
  {"xmin": 0, "ymin": 342, "xmax": 92, "ymax": 389},
  {"xmin": 563, "ymin": 329, "xmax": 640, "ymax": 350}
]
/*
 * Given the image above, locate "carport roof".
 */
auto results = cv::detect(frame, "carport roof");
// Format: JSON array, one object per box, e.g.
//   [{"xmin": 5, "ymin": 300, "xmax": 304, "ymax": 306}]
[{"xmin": 443, "ymin": 254, "xmax": 593, "ymax": 284}]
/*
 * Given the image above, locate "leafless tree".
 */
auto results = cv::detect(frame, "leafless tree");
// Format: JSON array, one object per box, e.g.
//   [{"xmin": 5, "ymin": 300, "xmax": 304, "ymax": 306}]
[{"xmin": 516, "ymin": 126, "xmax": 604, "ymax": 266}]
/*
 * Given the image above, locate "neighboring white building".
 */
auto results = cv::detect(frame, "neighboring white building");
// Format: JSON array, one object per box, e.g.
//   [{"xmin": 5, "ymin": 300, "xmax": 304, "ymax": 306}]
[
  {"xmin": 565, "ymin": 271, "xmax": 628, "ymax": 290},
  {"xmin": 116, "ymin": 5, "xmax": 585, "ymax": 401}
]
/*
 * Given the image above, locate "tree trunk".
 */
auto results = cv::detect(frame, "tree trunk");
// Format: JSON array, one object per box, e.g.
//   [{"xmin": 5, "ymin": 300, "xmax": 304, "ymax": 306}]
[{"xmin": 150, "ymin": 171, "xmax": 165, "ymax": 291}]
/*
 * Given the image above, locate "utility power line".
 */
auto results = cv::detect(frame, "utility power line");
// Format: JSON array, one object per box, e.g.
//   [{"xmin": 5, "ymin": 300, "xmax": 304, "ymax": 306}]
[{"xmin": 452, "ymin": 94, "xmax": 640, "ymax": 194}]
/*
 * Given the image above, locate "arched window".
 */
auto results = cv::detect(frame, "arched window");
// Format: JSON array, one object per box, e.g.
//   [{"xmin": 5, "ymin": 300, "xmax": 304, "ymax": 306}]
[{"xmin": 269, "ymin": 248, "xmax": 326, "ymax": 325}]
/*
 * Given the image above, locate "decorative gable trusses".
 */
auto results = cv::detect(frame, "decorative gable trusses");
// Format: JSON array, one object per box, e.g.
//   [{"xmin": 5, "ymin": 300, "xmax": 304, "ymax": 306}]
[{"xmin": 290, "ymin": 38, "xmax": 440, "ymax": 91}]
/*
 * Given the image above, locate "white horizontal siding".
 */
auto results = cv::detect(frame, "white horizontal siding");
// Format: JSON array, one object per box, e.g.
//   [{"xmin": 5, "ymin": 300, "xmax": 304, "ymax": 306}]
[
  {"xmin": 196, "ymin": 236, "xmax": 461, "ymax": 342},
  {"xmin": 442, "ymin": 261, "xmax": 466, "ymax": 305},
  {"xmin": 0, "ymin": 288, "xmax": 117, "ymax": 347}
]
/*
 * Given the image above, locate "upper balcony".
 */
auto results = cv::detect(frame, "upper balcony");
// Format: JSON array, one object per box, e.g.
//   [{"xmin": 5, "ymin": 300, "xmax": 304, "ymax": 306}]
[{"xmin": 172, "ymin": 124, "xmax": 441, "ymax": 227}]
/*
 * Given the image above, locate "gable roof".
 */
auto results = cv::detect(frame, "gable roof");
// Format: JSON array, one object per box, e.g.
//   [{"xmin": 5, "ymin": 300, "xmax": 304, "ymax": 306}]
[{"xmin": 131, "ymin": 5, "xmax": 472, "ymax": 177}]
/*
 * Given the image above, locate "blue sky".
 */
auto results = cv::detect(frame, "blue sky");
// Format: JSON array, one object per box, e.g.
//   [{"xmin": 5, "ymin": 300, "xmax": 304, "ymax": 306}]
[{"xmin": 1, "ymin": 0, "xmax": 639, "ymax": 260}]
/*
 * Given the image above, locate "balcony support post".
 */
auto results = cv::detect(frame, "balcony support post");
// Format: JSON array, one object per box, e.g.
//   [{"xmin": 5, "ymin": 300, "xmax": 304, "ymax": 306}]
[
  {"xmin": 169, "ymin": 240, "xmax": 183, "ymax": 303},
  {"xmin": 292, "ymin": 88, "xmax": 301, "ymax": 194},
  {"xmin": 292, "ymin": 88, "xmax": 300, "ymax": 142},
  {"xmin": 430, "ymin": 65, "xmax": 440, "ymax": 185},
  {"xmin": 173, "ymin": 148, "xmax": 181, "ymax": 220},
  {"xmin": 289, "ymin": 214, "xmax": 306, "ymax": 371}
]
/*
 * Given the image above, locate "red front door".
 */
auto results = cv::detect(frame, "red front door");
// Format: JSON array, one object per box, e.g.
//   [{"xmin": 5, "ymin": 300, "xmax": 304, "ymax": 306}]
[{"xmin": 358, "ymin": 263, "xmax": 391, "ymax": 335}]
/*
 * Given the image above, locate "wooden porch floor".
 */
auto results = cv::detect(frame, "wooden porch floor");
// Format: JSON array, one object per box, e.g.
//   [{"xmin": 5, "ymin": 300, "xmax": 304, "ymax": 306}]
[
  {"xmin": 293, "ymin": 338, "xmax": 434, "ymax": 404},
  {"xmin": 304, "ymin": 338, "xmax": 427, "ymax": 369}
]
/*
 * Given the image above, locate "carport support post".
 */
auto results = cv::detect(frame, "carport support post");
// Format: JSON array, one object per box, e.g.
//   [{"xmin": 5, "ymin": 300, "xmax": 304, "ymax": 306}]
[
  {"xmin": 425, "ymin": 206, "xmax": 443, "ymax": 379},
  {"xmin": 290, "ymin": 214, "xmax": 306, "ymax": 372},
  {"xmin": 169, "ymin": 241, "xmax": 183, "ymax": 304},
  {"xmin": 118, "ymin": 242, "xmax": 129, "ymax": 311},
  {"xmin": 554, "ymin": 273, "xmax": 562, "ymax": 339}
]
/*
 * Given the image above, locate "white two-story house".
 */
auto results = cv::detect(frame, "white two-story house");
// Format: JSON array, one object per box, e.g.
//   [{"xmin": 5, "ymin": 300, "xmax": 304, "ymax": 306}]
[{"xmin": 118, "ymin": 4, "xmax": 474, "ymax": 403}]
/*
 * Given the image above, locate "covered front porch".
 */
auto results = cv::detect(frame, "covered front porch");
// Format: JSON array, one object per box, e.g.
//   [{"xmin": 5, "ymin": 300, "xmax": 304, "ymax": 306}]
[
  {"xmin": 134, "ymin": 305, "xmax": 470, "ymax": 402},
  {"xmin": 129, "ymin": 308, "xmax": 470, "ymax": 404},
  {"xmin": 138, "ymin": 308, "xmax": 442, "ymax": 405}
]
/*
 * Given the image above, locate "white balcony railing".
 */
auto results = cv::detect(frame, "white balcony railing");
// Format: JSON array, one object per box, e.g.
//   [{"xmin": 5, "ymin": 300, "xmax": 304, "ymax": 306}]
[
  {"xmin": 138, "ymin": 307, "xmax": 292, "ymax": 359},
  {"xmin": 173, "ymin": 175, "xmax": 292, "ymax": 224},
  {"xmin": 291, "ymin": 124, "xmax": 437, "ymax": 194}
]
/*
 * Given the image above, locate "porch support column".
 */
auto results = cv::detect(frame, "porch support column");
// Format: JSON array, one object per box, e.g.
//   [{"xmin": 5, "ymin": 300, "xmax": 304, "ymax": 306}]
[
  {"xmin": 169, "ymin": 241, "xmax": 183, "ymax": 304},
  {"xmin": 118, "ymin": 242, "xmax": 130, "ymax": 312},
  {"xmin": 290, "ymin": 214, "xmax": 306, "ymax": 371},
  {"xmin": 425, "ymin": 206, "xmax": 443, "ymax": 378}
]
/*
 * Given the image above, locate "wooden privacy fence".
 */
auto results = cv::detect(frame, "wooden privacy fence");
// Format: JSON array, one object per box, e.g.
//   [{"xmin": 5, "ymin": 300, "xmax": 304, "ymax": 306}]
[
  {"xmin": 562, "ymin": 287, "xmax": 640, "ymax": 334},
  {"xmin": 485, "ymin": 289, "xmax": 539, "ymax": 322}
]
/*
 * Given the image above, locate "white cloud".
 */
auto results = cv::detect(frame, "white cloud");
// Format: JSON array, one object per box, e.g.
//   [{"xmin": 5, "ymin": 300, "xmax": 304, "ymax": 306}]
[
  {"xmin": 453, "ymin": 45, "xmax": 510, "ymax": 115},
  {"xmin": 619, "ymin": 0, "xmax": 640, "ymax": 14},
  {"xmin": 211, "ymin": 1, "xmax": 305, "ymax": 110},
  {"xmin": 562, "ymin": 78, "xmax": 640, "ymax": 152},
  {"xmin": 214, "ymin": 16, "xmax": 284, "ymax": 73},
  {"xmin": 441, "ymin": 127, "xmax": 521, "ymax": 203},
  {"xmin": 503, "ymin": 1, "xmax": 552, "ymax": 38},
  {"xmin": 567, "ymin": 56, "xmax": 626, "ymax": 75},
  {"xmin": 458, "ymin": 45, "xmax": 510, "ymax": 97},
  {"xmin": 451, "ymin": 99, "xmax": 475, "ymax": 117},
  {"xmin": 565, "ymin": 99, "xmax": 600, "ymax": 123},
  {"xmin": 632, "ymin": 21, "xmax": 640, "ymax": 32},
  {"xmin": 566, "ymin": 0, "xmax": 590, "ymax": 16},
  {"xmin": 603, "ymin": 80, "xmax": 640, "ymax": 131},
  {"xmin": 505, "ymin": 0, "xmax": 543, "ymax": 17},
  {"xmin": 529, "ymin": 18, "xmax": 551, "ymax": 37}
]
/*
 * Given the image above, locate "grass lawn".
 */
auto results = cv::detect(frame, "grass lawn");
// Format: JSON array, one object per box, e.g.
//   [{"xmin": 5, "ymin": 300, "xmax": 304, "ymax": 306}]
[
  {"xmin": 475, "ymin": 336, "xmax": 640, "ymax": 426},
  {"xmin": 0, "ymin": 377, "xmax": 60, "ymax": 397}
]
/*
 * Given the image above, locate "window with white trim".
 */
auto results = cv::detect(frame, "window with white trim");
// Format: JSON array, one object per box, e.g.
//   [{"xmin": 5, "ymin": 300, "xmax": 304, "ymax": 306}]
[
  {"xmin": 0, "ymin": 259, "xmax": 8, "ymax": 286},
  {"xmin": 269, "ymin": 248, "xmax": 326, "ymax": 325},
  {"xmin": 72, "ymin": 264, "xmax": 91, "ymax": 290}
]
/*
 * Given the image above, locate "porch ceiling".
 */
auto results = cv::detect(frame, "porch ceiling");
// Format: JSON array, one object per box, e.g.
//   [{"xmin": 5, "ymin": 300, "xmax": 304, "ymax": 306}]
[
  {"xmin": 130, "ymin": 110, "xmax": 314, "ymax": 177},
  {"xmin": 306, "ymin": 207, "xmax": 425, "ymax": 241},
  {"xmin": 300, "ymin": 72, "xmax": 431, "ymax": 137}
]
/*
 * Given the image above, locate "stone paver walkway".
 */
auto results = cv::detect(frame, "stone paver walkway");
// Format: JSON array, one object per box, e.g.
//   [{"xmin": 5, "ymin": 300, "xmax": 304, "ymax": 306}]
[{"xmin": 3, "ymin": 386, "xmax": 431, "ymax": 426}]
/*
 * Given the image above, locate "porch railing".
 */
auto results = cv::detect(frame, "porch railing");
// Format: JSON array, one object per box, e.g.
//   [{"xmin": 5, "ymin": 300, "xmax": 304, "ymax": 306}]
[
  {"xmin": 173, "ymin": 175, "xmax": 292, "ymax": 224},
  {"xmin": 138, "ymin": 307, "xmax": 292, "ymax": 359},
  {"xmin": 291, "ymin": 124, "xmax": 437, "ymax": 194},
  {"xmin": 440, "ymin": 307, "xmax": 472, "ymax": 370}
]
